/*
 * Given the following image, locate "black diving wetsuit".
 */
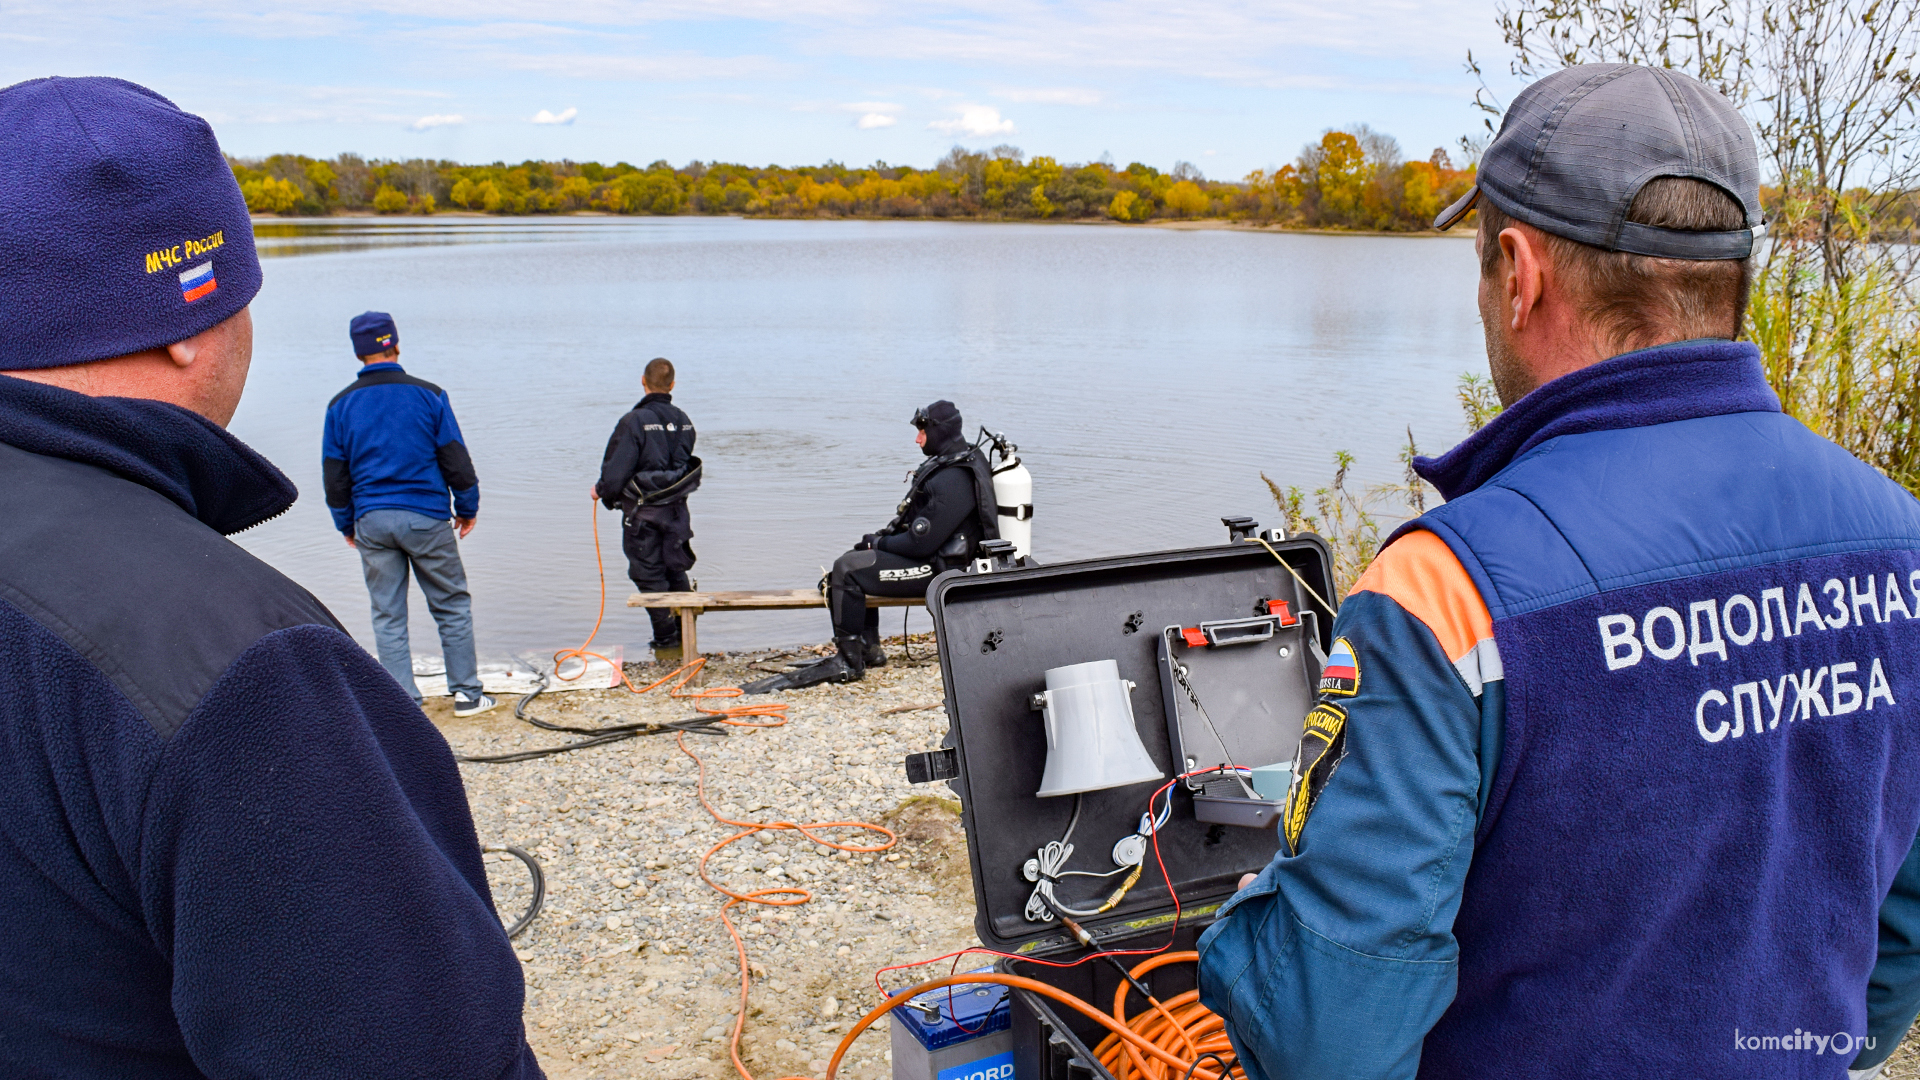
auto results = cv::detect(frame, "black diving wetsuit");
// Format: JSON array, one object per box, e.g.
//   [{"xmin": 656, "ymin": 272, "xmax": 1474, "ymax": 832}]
[
  {"xmin": 743, "ymin": 399, "xmax": 995, "ymax": 693},
  {"xmin": 598, "ymin": 392, "xmax": 699, "ymax": 646},
  {"xmin": 827, "ymin": 432, "xmax": 995, "ymax": 645}
]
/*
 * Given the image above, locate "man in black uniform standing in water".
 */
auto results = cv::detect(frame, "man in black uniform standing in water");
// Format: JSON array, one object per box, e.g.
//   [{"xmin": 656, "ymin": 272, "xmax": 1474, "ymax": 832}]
[
  {"xmin": 595, "ymin": 358, "xmax": 701, "ymax": 651},
  {"xmin": 747, "ymin": 399, "xmax": 995, "ymax": 692}
]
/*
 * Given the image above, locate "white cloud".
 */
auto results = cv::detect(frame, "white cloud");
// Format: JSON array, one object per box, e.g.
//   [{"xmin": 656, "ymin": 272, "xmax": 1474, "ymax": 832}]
[
  {"xmin": 928, "ymin": 104, "xmax": 1014, "ymax": 138},
  {"xmin": 409, "ymin": 113, "xmax": 464, "ymax": 130},
  {"xmin": 531, "ymin": 106, "xmax": 578, "ymax": 124},
  {"xmin": 997, "ymin": 87, "xmax": 1102, "ymax": 106},
  {"xmin": 856, "ymin": 112, "xmax": 896, "ymax": 129}
]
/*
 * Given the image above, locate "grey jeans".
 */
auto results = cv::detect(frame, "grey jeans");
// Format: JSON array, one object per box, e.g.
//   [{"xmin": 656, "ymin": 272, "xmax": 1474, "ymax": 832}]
[{"xmin": 354, "ymin": 508, "xmax": 480, "ymax": 702}]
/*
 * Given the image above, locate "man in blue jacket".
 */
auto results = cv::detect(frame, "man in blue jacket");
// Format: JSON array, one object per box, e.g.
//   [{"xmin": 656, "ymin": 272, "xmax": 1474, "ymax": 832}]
[
  {"xmin": 324, "ymin": 312, "xmax": 493, "ymax": 715},
  {"xmin": 1198, "ymin": 64, "xmax": 1920, "ymax": 1079},
  {"xmin": 0, "ymin": 76, "xmax": 539, "ymax": 1078}
]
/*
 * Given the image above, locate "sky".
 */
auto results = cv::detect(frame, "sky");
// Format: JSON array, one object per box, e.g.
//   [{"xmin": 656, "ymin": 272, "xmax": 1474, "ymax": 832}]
[{"xmin": 0, "ymin": 0, "xmax": 1528, "ymax": 178}]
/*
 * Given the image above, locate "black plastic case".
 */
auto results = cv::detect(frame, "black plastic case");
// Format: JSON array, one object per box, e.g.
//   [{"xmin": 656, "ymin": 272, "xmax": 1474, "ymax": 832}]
[{"xmin": 922, "ymin": 528, "xmax": 1335, "ymax": 1079}]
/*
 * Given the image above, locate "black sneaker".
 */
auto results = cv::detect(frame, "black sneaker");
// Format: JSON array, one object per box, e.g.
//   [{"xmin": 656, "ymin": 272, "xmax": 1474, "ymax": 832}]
[
  {"xmin": 864, "ymin": 641, "xmax": 888, "ymax": 669},
  {"xmin": 453, "ymin": 693, "xmax": 498, "ymax": 717}
]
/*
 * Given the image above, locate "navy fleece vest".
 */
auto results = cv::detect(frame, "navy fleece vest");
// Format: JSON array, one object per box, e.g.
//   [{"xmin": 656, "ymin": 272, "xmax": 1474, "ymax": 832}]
[{"xmin": 1409, "ymin": 342, "xmax": 1920, "ymax": 1076}]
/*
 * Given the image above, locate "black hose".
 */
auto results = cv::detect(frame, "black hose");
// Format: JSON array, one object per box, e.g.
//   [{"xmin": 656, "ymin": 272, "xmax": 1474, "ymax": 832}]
[
  {"xmin": 483, "ymin": 844, "xmax": 546, "ymax": 939},
  {"xmin": 456, "ymin": 671, "xmax": 728, "ymax": 763},
  {"xmin": 1184, "ymin": 1052, "xmax": 1236, "ymax": 1080}
]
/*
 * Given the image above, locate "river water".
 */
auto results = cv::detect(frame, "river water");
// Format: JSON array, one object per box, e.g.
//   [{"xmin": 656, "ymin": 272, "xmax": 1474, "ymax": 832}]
[{"xmin": 228, "ymin": 217, "xmax": 1487, "ymax": 660}]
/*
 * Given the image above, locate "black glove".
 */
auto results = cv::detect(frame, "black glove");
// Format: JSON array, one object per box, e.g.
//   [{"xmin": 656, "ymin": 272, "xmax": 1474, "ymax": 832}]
[{"xmin": 855, "ymin": 533, "xmax": 877, "ymax": 551}]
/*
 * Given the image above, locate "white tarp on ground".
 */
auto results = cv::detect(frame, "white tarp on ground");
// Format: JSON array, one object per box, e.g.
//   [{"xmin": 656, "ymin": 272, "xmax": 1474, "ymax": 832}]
[{"xmin": 410, "ymin": 646, "xmax": 624, "ymax": 698}]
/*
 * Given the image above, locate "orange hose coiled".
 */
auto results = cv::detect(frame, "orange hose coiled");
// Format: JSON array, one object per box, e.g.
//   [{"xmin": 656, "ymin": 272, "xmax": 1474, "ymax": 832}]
[{"xmin": 808, "ymin": 959, "xmax": 1242, "ymax": 1080}]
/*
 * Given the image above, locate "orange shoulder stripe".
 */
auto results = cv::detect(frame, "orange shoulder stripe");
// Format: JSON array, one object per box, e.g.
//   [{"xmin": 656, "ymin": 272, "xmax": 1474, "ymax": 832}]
[{"xmin": 1349, "ymin": 530, "xmax": 1491, "ymax": 663}]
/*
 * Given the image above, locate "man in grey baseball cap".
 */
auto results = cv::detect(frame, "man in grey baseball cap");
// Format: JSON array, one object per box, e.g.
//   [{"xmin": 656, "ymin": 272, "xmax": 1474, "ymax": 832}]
[{"xmin": 1197, "ymin": 64, "xmax": 1920, "ymax": 1079}]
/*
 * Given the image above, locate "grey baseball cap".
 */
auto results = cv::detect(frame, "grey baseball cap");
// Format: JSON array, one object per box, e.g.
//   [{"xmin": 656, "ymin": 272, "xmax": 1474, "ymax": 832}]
[{"xmin": 1435, "ymin": 63, "xmax": 1764, "ymax": 259}]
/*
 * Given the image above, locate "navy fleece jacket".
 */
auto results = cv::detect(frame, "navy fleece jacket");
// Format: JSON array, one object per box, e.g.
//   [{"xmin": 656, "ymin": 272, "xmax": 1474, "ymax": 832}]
[
  {"xmin": 322, "ymin": 361, "xmax": 480, "ymax": 534},
  {"xmin": 0, "ymin": 375, "xmax": 540, "ymax": 1079}
]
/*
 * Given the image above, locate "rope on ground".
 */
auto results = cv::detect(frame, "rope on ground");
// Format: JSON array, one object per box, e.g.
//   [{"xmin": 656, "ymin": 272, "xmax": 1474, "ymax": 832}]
[{"xmin": 673, "ymin": 727, "xmax": 897, "ymax": 1080}]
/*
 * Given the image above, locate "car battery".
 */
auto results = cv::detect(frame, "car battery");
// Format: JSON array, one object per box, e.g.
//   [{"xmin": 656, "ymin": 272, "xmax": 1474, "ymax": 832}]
[
  {"xmin": 889, "ymin": 969, "xmax": 1014, "ymax": 1080},
  {"xmin": 910, "ymin": 522, "xmax": 1335, "ymax": 1080}
]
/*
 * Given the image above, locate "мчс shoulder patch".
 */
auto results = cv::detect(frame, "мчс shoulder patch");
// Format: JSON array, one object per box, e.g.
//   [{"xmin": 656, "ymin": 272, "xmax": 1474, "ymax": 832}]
[
  {"xmin": 1318, "ymin": 636, "xmax": 1359, "ymax": 696},
  {"xmin": 1282, "ymin": 701, "xmax": 1349, "ymax": 855}
]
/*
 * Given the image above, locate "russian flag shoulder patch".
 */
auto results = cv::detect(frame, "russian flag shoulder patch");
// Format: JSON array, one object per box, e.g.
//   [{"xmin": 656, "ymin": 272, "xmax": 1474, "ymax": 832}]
[
  {"xmin": 1318, "ymin": 636, "xmax": 1359, "ymax": 697},
  {"xmin": 178, "ymin": 261, "xmax": 217, "ymax": 303}
]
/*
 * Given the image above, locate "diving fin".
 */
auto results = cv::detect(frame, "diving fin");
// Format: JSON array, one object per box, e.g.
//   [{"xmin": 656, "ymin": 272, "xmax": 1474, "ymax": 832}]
[{"xmin": 741, "ymin": 654, "xmax": 858, "ymax": 694}]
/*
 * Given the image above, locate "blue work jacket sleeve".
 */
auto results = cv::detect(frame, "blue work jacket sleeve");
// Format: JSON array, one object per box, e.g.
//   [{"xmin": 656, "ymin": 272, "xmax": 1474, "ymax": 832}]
[
  {"xmin": 320, "ymin": 402, "xmax": 354, "ymax": 535},
  {"xmin": 1197, "ymin": 532, "xmax": 1502, "ymax": 1080},
  {"xmin": 1858, "ymin": 833, "xmax": 1920, "ymax": 1070},
  {"xmin": 432, "ymin": 392, "xmax": 479, "ymax": 519}
]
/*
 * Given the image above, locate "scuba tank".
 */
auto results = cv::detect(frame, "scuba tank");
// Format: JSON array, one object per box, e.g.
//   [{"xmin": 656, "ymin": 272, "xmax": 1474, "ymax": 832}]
[{"xmin": 980, "ymin": 428, "xmax": 1034, "ymax": 561}]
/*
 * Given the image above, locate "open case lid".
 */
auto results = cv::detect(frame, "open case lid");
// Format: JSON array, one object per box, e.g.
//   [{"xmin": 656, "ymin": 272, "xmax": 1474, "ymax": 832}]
[{"xmin": 922, "ymin": 525, "xmax": 1335, "ymax": 955}]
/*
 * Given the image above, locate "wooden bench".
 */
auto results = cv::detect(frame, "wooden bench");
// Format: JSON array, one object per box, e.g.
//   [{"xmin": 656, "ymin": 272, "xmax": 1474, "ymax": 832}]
[{"xmin": 626, "ymin": 589, "xmax": 922, "ymax": 658}]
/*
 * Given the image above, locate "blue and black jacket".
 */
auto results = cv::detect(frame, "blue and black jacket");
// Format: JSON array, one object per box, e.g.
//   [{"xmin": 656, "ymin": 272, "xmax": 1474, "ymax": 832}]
[
  {"xmin": 322, "ymin": 361, "xmax": 478, "ymax": 534},
  {"xmin": 0, "ymin": 375, "xmax": 540, "ymax": 1079},
  {"xmin": 1198, "ymin": 340, "xmax": 1920, "ymax": 1077}
]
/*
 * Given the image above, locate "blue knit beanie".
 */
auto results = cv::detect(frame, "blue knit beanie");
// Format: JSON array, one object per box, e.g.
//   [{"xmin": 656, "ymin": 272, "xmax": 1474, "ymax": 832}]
[
  {"xmin": 349, "ymin": 312, "xmax": 399, "ymax": 358},
  {"xmin": 0, "ymin": 77, "xmax": 262, "ymax": 371}
]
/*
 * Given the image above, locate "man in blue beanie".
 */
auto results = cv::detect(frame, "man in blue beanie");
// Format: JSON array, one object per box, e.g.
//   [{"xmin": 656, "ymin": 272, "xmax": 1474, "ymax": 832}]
[
  {"xmin": 1198, "ymin": 64, "xmax": 1920, "ymax": 1079},
  {"xmin": 0, "ymin": 76, "xmax": 542, "ymax": 1079},
  {"xmin": 324, "ymin": 311, "xmax": 493, "ymax": 715}
]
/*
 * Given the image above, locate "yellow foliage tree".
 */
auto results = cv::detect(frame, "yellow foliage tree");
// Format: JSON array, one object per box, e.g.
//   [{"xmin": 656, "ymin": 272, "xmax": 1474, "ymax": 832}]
[
  {"xmin": 240, "ymin": 176, "xmax": 300, "ymax": 214},
  {"xmin": 816, "ymin": 182, "xmax": 852, "ymax": 212},
  {"xmin": 415, "ymin": 193, "xmax": 437, "ymax": 214},
  {"xmin": 371, "ymin": 185, "xmax": 408, "ymax": 214},
  {"xmin": 1314, "ymin": 132, "xmax": 1367, "ymax": 223},
  {"xmin": 1108, "ymin": 190, "xmax": 1139, "ymax": 221},
  {"xmin": 1165, "ymin": 180, "xmax": 1208, "ymax": 216},
  {"xmin": 557, "ymin": 175, "xmax": 593, "ymax": 211},
  {"xmin": 1399, "ymin": 162, "xmax": 1442, "ymax": 226},
  {"xmin": 449, "ymin": 177, "xmax": 476, "ymax": 209},
  {"xmin": 478, "ymin": 180, "xmax": 503, "ymax": 214},
  {"xmin": 304, "ymin": 161, "xmax": 337, "ymax": 203}
]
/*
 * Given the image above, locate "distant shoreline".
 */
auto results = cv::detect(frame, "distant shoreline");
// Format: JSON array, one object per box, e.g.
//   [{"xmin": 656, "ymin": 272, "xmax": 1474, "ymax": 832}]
[{"xmin": 250, "ymin": 211, "xmax": 1473, "ymax": 241}]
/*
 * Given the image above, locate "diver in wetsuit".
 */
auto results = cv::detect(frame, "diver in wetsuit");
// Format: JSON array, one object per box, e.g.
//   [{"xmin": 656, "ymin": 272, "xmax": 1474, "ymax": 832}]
[
  {"xmin": 745, "ymin": 400, "xmax": 996, "ymax": 692},
  {"xmin": 594, "ymin": 357, "xmax": 701, "ymax": 651}
]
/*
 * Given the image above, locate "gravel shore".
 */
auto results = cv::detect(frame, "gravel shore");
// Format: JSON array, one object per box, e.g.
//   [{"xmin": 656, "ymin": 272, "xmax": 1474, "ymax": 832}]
[{"xmin": 433, "ymin": 641, "xmax": 978, "ymax": 1080}]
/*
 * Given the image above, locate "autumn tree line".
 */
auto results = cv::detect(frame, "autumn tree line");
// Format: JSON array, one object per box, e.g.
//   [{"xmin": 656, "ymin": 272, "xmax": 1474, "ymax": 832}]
[{"xmin": 227, "ymin": 130, "xmax": 1480, "ymax": 232}]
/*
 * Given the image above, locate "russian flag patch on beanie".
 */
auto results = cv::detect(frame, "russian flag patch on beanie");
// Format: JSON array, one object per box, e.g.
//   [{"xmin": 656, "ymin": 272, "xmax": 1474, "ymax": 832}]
[{"xmin": 0, "ymin": 76, "xmax": 262, "ymax": 371}]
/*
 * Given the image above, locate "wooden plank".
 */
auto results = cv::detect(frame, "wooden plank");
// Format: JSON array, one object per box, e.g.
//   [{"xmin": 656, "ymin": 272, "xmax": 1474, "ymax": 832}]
[
  {"xmin": 628, "ymin": 589, "xmax": 817, "ymax": 609},
  {"xmin": 627, "ymin": 590, "xmax": 923, "ymax": 610}
]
